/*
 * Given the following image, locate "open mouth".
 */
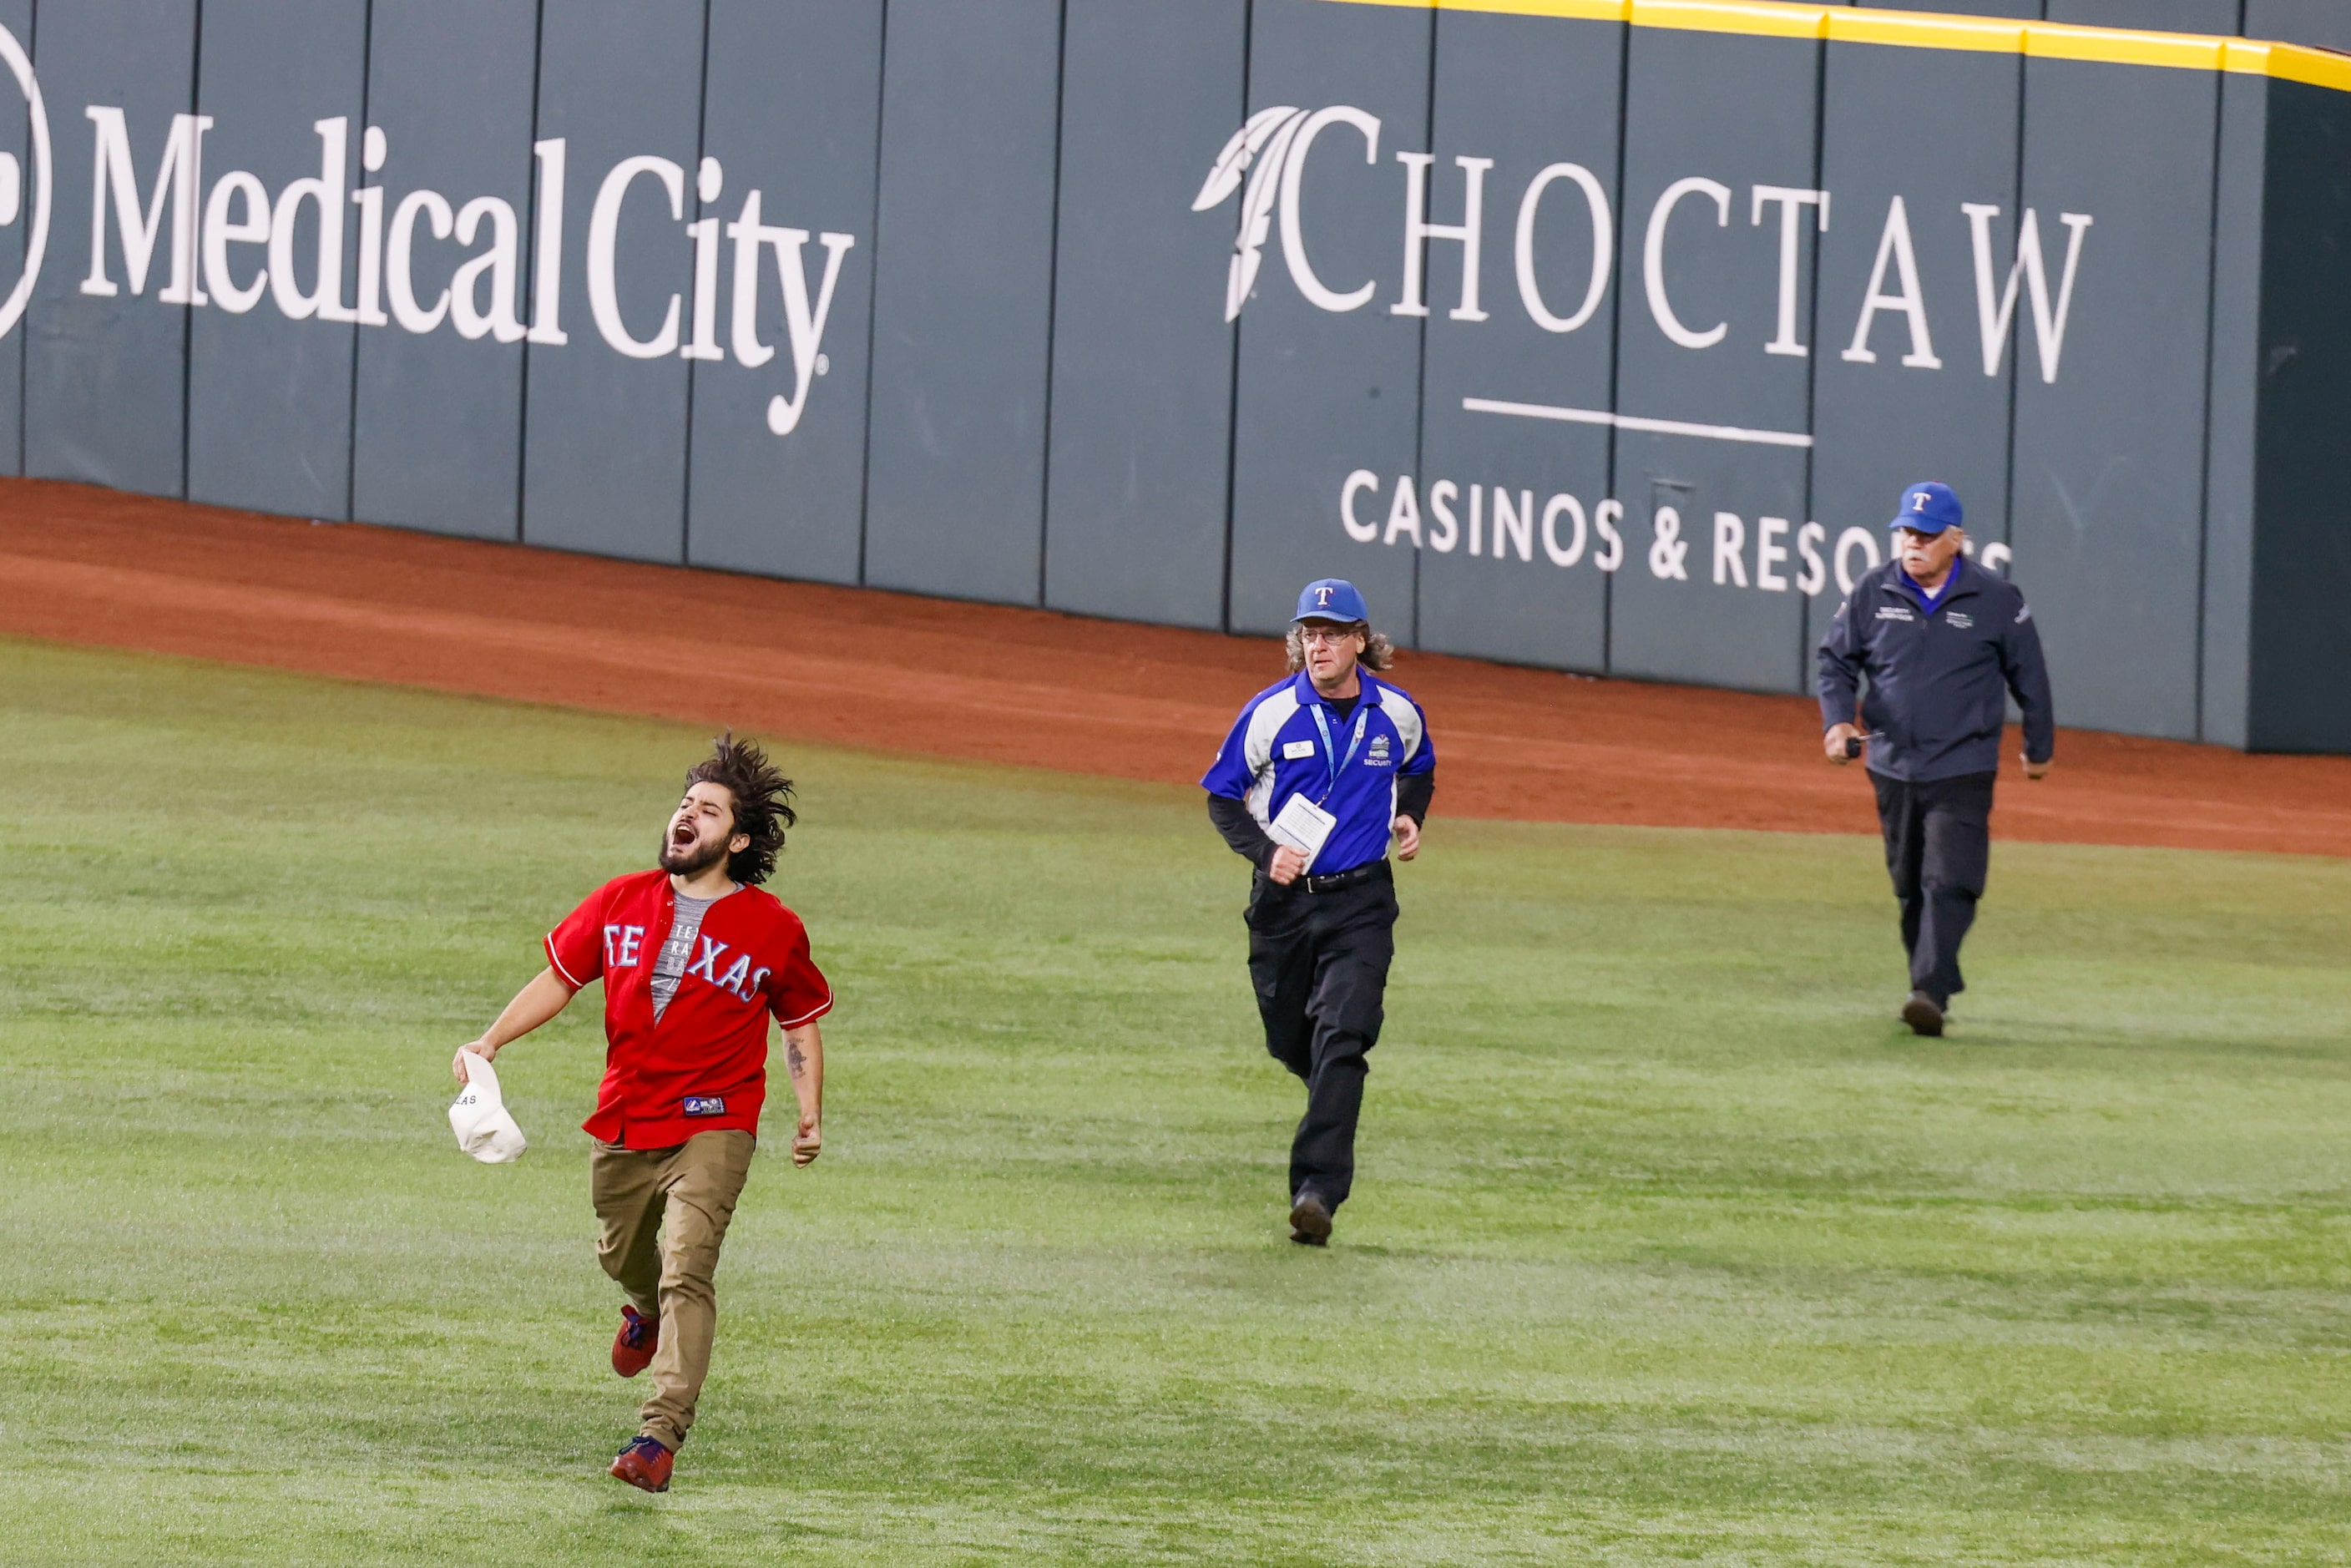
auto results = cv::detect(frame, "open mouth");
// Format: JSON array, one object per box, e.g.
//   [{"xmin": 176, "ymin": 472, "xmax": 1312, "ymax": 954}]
[{"xmin": 670, "ymin": 823, "xmax": 695, "ymax": 848}]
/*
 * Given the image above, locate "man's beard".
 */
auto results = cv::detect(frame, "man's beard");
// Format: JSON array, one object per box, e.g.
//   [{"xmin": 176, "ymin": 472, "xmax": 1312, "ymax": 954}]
[{"xmin": 660, "ymin": 834, "xmax": 729, "ymax": 876}]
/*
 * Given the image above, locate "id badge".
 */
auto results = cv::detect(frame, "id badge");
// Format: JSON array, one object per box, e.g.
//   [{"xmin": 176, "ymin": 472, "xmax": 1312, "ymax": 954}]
[{"xmin": 1267, "ymin": 793, "xmax": 1337, "ymax": 866}]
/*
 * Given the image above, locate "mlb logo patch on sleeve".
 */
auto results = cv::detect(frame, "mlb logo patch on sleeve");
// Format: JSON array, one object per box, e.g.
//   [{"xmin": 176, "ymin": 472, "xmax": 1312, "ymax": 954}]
[{"xmin": 683, "ymin": 1095, "xmax": 727, "ymax": 1117}]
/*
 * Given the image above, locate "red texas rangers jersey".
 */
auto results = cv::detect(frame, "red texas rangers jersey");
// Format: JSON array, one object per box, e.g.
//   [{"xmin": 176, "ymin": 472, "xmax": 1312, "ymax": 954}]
[{"xmin": 545, "ymin": 869, "xmax": 832, "ymax": 1149}]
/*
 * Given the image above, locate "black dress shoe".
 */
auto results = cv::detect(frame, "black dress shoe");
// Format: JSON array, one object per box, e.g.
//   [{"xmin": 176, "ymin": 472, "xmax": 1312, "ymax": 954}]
[
  {"xmin": 1902, "ymin": 990, "xmax": 1944, "ymax": 1037},
  {"xmin": 1289, "ymin": 1191, "xmax": 1333, "ymax": 1246}
]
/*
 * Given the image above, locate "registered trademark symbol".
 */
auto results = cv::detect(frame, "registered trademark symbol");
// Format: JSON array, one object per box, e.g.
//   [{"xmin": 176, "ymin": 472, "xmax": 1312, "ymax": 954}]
[{"xmin": 815, "ymin": 353, "xmax": 829, "ymax": 376}]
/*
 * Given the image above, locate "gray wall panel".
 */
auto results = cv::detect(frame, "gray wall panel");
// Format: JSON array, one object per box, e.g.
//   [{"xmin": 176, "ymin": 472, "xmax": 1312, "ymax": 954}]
[
  {"xmin": 2245, "ymin": 79, "xmax": 2351, "ymax": 751},
  {"xmin": 1041, "ymin": 0, "xmax": 1246, "ymax": 630},
  {"xmin": 0, "ymin": 0, "xmax": 31, "ymax": 474},
  {"xmin": 25, "ymin": 0, "xmax": 195, "ymax": 496},
  {"xmin": 1810, "ymin": 38, "xmax": 2020, "ymax": 660},
  {"xmin": 1607, "ymin": 28, "xmax": 1818, "ymax": 693},
  {"xmin": 1226, "ymin": 0, "xmax": 1428, "ymax": 639},
  {"xmin": 2010, "ymin": 57, "xmax": 2215, "ymax": 739},
  {"xmin": 2200, "ymin": 68, "xmax": 2265, "ymax": 749},
  {"xmin": 2244, "ymin": 0, "xmax": 2351, "ymax": 48},
  {"xmin": 685, "ymin": 0, "xmax": 883, "ymax": 586},
  {"xmin": 350, "ymin": 0, "xmax": 538, "ymax": 540},
  {"xmin": 862, "ymin": 0, "xmax": 1064, "ymax": 604},
  {"xmin": 185, "ymin": 0, "xmax": 365, "ymax": 519},
  {"xmin": 1414, "ymin": 9, "xmax": 1622, "ymax": 672},
  {"xmin": 2043, "ymin": 0, "xmax": 2239, "ymax": 32},
  {"xmin": 521, "ymin": 0, "xmax": 704, "ymax": 563}
]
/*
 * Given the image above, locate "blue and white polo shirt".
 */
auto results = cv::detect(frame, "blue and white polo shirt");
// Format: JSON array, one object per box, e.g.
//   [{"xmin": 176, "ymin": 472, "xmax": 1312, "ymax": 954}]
[{"xmin": 1201, "ymin": 670, "xmax": 1435, "ymax": 876}]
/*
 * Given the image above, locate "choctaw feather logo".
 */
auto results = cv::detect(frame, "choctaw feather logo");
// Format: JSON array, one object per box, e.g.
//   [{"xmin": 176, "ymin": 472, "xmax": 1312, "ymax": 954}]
[
  {"xmin": 1192, "ymin": 105, "xmax": 1309, "ymax": 322},
  {"xmin": 1194, "ymin": 105, "xmax": 1386, "ymax": 323}
]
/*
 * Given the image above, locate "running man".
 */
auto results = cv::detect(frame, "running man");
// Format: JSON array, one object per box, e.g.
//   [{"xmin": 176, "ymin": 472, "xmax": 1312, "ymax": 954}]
[
  {"xmin": 450, "ymin": 735, "xmax": 830, "ymax": 1492},
  {"xmin": 1203, "ymin": 579, "xmax": 1435, "ymax": 1247}
]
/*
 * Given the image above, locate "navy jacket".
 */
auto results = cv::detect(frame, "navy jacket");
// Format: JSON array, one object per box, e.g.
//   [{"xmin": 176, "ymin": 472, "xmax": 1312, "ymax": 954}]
[{"xmin": 1817, "ymin": 557, "xmax": 2055, "ymax": 782}]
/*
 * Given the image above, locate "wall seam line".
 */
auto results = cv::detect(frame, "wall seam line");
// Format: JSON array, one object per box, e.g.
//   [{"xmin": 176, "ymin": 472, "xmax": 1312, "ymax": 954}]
[
  {"xmin": 16, "ymin": 0, "xmax": 32, "ymax": 477},
  {"xmin": 2192, "ymin": 63, "xmax": 2227, "ymax": 742},
  {"xmin": 517, "ymin": 0, "xmax": 547, "ymax": 544},
  {"xmin": 1219, "ymin": 0, "xmax": 1255, "ymax": 638},
  {"xmin": 345, "ymin": 0, "xmax": 372, "ymax": 524},
  {"xmin": 1405, "ymin": 3, "xmax": 1437, "ymax": 650},
  {"xmin": 1601, "ymin": 10, "xmax": 1631, "ymax": 675},
  {"xmin": 855, "ymin": 0, "xmax": 889, "ymax": 589},
  {"xmin": 1037, "ymin": 0, "xmax": 1069, "ymax": 609},
  {"xmin": 180, "ymin": 0, "xmax": 204, "ymax": 502},
  {"xmin": 680, "ymin": 0, "xmax": 713, "ymax": 569}
]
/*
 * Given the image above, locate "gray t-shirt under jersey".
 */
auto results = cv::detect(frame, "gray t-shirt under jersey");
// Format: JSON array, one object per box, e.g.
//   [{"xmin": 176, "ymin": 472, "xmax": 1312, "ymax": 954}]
[{"xmin": 649, "ymin": 892, "xmax": 721, "ymax": 1022}]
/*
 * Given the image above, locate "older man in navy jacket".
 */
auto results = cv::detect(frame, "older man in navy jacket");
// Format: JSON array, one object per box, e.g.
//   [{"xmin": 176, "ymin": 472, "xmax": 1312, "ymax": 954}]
[{"xmin": 1818, "ymin": 482, "xmax": 2055, "ymax": 1037}]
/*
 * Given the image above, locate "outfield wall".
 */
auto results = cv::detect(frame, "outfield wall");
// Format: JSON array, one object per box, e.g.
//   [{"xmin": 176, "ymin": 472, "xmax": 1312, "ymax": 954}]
[{"xmin": 1, "ymin": 0, "xmax": 2348, "ymax": 751}]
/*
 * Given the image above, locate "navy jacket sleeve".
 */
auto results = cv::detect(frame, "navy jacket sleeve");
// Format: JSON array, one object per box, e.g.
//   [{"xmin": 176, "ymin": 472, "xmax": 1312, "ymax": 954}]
[
  {"xmin": 1816, "ymin": 586, "xmax": 1868, "ymax": 731},
  {"xmin": 1999, "ymin": 595, "xmax": 2056, "ymax": 764},
  {"xmin": 1206, "ymin": 791, "xmax": 1277, "ymax": 870}
]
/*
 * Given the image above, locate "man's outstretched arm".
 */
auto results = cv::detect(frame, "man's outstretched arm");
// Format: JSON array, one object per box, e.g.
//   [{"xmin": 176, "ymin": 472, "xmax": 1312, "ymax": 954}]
[{"xmin": 452, "ymin": 966, "xmax": 577, "ymax": 1082}]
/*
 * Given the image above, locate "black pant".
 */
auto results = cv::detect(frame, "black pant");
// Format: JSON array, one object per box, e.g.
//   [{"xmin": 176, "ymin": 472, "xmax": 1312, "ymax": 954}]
[
  {"xmin": 1870, "ymin": 769, "xmax": 1996, "ymax": 1006},
  {"xmin": 1244, "ymin": 866, "xmax": 1397, "ymax": 1210}
]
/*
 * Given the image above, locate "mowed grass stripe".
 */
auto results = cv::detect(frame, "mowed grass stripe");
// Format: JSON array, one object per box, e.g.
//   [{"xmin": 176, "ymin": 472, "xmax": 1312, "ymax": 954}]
[{"xmin": 0, "ymin": 636, "xmax": 2345, "ymax": 1566}]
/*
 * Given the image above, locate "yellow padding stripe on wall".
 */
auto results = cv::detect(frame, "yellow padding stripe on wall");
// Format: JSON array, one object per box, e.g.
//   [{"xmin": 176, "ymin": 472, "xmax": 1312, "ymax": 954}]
[{"xmin": 1325, "ymin": 0, "xmax": 2351, "ymax": 94}]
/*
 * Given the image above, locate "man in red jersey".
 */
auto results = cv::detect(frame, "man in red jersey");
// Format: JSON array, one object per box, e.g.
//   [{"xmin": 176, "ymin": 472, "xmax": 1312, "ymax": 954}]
[{"xmin": 451, "ymin": 735, "xmax": 830, "ymax": 1494}]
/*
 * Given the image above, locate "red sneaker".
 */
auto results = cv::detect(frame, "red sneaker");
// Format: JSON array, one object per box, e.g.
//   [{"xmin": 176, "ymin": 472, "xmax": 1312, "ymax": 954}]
[
  {"xmin": 609, "ymin": 1434, "xmax": 673, "ymax": 1492},
  {"xmin": 611, "ymin": 1305, "xmax": 658, "ymax": 1378}
]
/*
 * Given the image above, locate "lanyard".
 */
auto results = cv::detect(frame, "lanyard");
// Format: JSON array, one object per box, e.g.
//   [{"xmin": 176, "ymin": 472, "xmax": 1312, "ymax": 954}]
[{"xmin": 1307, "ymin": 701, "xmax": 1371, "ymax": 804}]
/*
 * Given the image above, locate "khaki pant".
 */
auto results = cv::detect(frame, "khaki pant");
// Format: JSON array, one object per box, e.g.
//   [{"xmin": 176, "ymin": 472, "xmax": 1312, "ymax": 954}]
[{"xmin": 589, "ymin": 1129, "xmax": 756, "ymax": 1450}]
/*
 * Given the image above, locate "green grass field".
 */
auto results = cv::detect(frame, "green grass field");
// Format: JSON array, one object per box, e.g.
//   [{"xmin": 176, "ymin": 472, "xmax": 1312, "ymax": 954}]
[{"xmin": 3, "ymin": 636, "xmax": 2348, "ymax": 1565}]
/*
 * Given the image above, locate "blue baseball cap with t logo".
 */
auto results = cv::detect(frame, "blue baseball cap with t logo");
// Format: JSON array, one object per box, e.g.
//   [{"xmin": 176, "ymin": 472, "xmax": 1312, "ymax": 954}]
[
  {"xmin": 1295, "ymin": 579, "xmax": 1370, "ymax": 624},
  {"xmin": 1889, "ymin": 481, "xmax": 1964, "ymax": 534}
]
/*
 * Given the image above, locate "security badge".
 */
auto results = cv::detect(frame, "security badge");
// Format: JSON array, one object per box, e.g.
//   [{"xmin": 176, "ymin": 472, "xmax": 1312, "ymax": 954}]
[{"xmin": 1282, "ymin": 739, "xmax": 1316, "ymax": 760}]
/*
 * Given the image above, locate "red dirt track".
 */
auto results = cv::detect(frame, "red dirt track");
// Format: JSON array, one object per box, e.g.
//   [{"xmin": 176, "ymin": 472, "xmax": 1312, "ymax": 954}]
[{"xmin": 3, "ymin": 477, "xmax": 2345, "ymax": 858}]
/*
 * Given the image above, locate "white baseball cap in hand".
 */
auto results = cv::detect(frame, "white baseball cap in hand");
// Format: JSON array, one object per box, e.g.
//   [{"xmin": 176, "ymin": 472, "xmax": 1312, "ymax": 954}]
[{"xmin": 448, "ymin": 1050, "xmax": 528, "ymax": 1163}]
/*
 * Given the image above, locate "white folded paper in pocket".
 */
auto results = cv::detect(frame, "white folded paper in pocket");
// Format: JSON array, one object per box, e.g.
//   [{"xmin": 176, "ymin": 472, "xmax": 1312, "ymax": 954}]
[
  {"xmin": 449, "ymin": 1050, "xmax": 528, "ymax": 1164},
  {"xmin": 1267, "ymin": 792, "xmax": 1337, "ymax": 867}
]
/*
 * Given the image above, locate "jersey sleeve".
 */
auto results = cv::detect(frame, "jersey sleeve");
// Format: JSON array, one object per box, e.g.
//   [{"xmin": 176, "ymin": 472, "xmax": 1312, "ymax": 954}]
[
  {"xmin": 544, "ymin": 883, "xmax": 611, "ymax": 991},
  {"xmin": 766, "ymin": 919, "xmax": 833, "ymax": 1029},
  {"xmin": 1199, "ymin": 697, "xmax": 1262, "ymax": 800},
  {"xmin": 1398, "ymin": 695, "xmax": 1435, "ymax": 776}
]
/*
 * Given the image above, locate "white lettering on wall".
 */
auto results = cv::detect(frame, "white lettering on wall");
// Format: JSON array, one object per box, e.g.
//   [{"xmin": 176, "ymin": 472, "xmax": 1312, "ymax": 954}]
[
  {"xmin": 1514, "ymin": 162, "xmax": 1610, "ymax": 335},
  {"xmin": 1393, "ymin": 152, "xmax": 1490, "ymax": 321},
  {"xmin": 1278, "ymin": 105, "xmax": 1381, "ymax": 313},
  {"xmin": 1644, "ymin": 176, "xmax": 1731, "ymax": 350},
  {"xmin": 588, "ymin": 154, "xmax": 685, "ymax": 358},
  {"xmin": 386, "ymin": 189, "xmax": 452, "ymax": 332},
  {"xmin": 1334, "ymin": 472, "xmax": 2017, "ymax": 595},
  {"xmin": 528, "ymin": 138, "xmax": 568, "ymax": 345},
  {"xmin": 1964, "ymin": 203, "xmax": 2093, "ymax": 383},
  {"xmin": 83, "ymin": 107, "xmax": 208, "ymax": 303},
  {"xmin": 726, "ymin": 188, "xmax": 856, "ymax": 436},
  {"xmin": 1751, "ymin": 185, "xmax": 1828, "ymax": 357},
  {"xmin": 202, "ymin": 169, "xmax": 270, "ymax": 313},
  {"xmin": 268, "ymin": 117, "xmax": 353, "ymax": 322},
  {"xmin": 1842, "ymin": 195, "xmax": 1939, "ymax": 368},
  {"xmin": 1191, "ymin": 109, "xmax": 2099, "ymax": 398}
]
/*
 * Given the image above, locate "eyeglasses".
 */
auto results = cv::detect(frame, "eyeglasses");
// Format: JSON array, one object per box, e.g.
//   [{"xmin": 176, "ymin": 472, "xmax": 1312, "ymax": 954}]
[{"xmin": 1297, "ymin": 626, "xmax": 1362, "ymax": 647}]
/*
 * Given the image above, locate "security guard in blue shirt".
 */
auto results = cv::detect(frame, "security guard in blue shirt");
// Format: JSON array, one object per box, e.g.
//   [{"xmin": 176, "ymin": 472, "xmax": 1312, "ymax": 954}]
[
  {"xmin": 1818, "ymin": 482, "xmax": 2055, "ymax": 1038},
  {"xmin": 1203, "ymin": 579, "xmax": 1435, "ymax": 1246}
]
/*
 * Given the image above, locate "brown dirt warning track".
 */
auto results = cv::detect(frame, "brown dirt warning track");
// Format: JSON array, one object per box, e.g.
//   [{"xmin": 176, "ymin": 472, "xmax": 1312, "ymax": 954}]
[{"xmin": 2, "ymin": 475, "xmax": 2346, "ymax": 858}]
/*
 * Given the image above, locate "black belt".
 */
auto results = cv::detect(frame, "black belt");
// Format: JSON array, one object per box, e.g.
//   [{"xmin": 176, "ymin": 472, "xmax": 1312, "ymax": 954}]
[{"xmin": 1280, "ymin": 859, "xmax": 1391, "ymax": 895}]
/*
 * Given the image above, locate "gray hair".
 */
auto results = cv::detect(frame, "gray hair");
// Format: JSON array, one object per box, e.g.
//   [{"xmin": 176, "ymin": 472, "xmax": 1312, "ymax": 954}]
[{"xmin": 1284, "ymin": 622, "xmax": 1395, "ymax": 675}]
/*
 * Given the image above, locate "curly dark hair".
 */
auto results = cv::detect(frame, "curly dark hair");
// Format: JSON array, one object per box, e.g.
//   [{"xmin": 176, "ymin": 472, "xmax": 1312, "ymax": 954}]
[{"xmin": 684, "ymin": 733, "xmax": 796, "ymax": 885}]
